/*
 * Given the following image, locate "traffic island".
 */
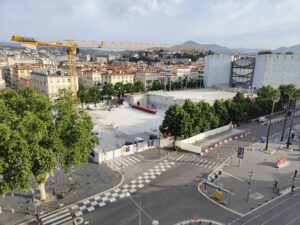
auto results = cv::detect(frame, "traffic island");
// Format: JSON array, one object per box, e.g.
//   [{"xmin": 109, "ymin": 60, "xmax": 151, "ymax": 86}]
[{"xmin": 174, "ymin": 218, "xmax": 225, "ymax": 225}]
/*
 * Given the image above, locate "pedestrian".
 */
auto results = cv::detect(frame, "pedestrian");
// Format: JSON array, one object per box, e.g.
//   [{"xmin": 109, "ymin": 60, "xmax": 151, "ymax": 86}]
[{"xmin": 274, "ymin": 180, "xmax": 278, "ymax": 189}]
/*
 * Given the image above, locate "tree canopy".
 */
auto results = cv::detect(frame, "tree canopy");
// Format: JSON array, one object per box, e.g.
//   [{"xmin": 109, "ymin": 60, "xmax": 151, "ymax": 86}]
[{"xmin": 0, "ymin": 87, "xmax": 99, "ymax": 200}]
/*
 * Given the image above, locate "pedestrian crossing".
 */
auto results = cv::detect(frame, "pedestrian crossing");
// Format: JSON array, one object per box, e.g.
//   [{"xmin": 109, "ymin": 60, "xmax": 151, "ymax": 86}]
[
  {"xmin": 106, "ymin": 154, "xmax": 142, "ymax": 170},
  {"xmin": 40, "ymin": 208, "xmax": 73, "ymax": 225},
  {"xmin": 166, "ymin": 154, "xmax": 219, "ymax": 170}
]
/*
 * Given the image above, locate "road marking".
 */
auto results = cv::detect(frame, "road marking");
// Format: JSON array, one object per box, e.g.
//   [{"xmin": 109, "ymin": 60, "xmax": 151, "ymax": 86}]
[
  {"xmin": 50, "ymin": 216, "xmax": 73, "ymax": 225},
  {"xmin": 241, "ymin": 192, "xmax": 300, "ymax": 224},
  {"xmin": 125, "ymin": 157, "xmax": 138, "ymax": 164},
  {"xmin": 176, "ymin": 155, "xmax": 185, "ymax": 161},
  {"xmin": 41, "ymin": 209, "xmax": 69, "ymax": 222},
  {"xmin": 223, "ymin": 172, "xmax": 245, "ymax": 182},
  {"xmin": 261, "ymin": 201, "xmax": 300, "ymax": 225},
  {"xmin": 119, "ymin": 158, "xmax": 131, "ymax": 166},
  {"xmin": 130, "ymin": 156, "xmax": 141, "ymax": 163},
  {"xmin": 286, "ymin": 215, "xmax": 300, "ymax": 225}
]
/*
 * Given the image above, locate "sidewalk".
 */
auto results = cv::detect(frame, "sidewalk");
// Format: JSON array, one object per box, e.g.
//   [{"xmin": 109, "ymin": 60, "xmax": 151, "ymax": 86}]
[
  {"xmin": 0, "ymin": 162, "xmax": 122, "ymax": 225},
  {"xmin": 199, "ymin": 139, "xmax": 300, "ymax": 214}
]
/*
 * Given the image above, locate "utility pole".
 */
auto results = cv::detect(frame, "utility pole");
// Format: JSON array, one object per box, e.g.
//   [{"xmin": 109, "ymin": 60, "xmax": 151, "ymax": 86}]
[
  {"xmin": 291, "ymin": 169, "xmax": 297, "ymax": 192},
  {"xmin": 247, "ymin": 171, "xmax": 253, "ymax": 203},
  {"xmin": 287, "ymin": 108, "xmax": 297, "ymax": 148}
]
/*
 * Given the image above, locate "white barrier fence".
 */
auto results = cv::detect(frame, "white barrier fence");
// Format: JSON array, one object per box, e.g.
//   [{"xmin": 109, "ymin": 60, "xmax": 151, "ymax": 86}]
[{"xmin": 93, "ymin": 139, "xmax": 159, "ymax": 164}]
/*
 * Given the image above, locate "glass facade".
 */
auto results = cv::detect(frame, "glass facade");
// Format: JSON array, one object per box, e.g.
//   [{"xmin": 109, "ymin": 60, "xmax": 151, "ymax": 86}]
[{"xmin": 230, "ymin": 57, "xmax": 255, "ymax": 88}]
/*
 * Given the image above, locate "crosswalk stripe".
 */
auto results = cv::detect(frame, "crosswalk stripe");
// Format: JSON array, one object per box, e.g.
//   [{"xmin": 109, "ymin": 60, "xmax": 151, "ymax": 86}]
[
  {"xmin": 41, "ymin": 209, "xmax": 69, "ymax": 222},
  {"xmin": 42, "ymin": 212, "xmax": 71, "ymax": 225},
  {"xmin": 130, "ymin": 156, "xmax": 141, "ymax": 162},
  {"xmin": 195, "ymin": 159, "xmax": 204, "ymax": 166},
  {"xmin": 125, "ymin": 157, "xmax": 137, "ymax": 164},
  {"xmin": 119, "ymin": 158, "xmax": 131, "ymax": 166},
  {"xmin": 175, "ymin": 155, "xmax": 185, "ymax": 161},
  {"xmin": 50, "ymin": 216, "xmax": 73, "ymax": 225}
]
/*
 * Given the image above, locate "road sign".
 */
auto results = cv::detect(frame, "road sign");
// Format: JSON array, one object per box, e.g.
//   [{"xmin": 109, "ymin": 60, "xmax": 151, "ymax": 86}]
[
  {"xmin": 237, "ymin": 146, "xmax": 244, "ymax": 159},
  {"xmin": 202, "ymin": 173, "xmax": 209, "ymax": 181}
]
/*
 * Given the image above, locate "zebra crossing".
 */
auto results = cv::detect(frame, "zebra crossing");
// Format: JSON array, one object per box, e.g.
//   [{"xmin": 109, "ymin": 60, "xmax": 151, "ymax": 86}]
[
  {"xmin": 167, "ymin": 154, "xmax": 219, "ymax": 170},
  {"xmin": 106, "ymin": 154, "xmax": 142, "ymax": 170},
  {"xmin": 40, "ymin": 208, "xmax": 73, "ymax": 225}
]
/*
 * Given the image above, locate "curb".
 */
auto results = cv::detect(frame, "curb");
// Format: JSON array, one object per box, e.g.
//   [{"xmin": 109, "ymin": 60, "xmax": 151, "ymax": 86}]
[
  {"xmin": 200, "ymin": 131, "xmax": 251, "ymax": 157},
  {"xmin": 19, "ymin": 170, "xmax": 125, "ymax": 225},
  {"xmin": 174, "ymin": 218, "xmax": 225, "ymax": 225}
]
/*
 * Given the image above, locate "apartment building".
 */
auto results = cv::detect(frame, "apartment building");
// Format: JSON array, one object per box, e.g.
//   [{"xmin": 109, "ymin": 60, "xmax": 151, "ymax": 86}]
[
  {"xmin": 102, "ymin": 70, "xmax": 134, "ymax": 85},
  {"xmin": 79, "ymin": 69, "xmax": 102, "ymax": 88},
  {"xmin": 11, "ymin": 64, "xmax": 33, "ymax": 89},
  {"xmin": 135, "ymin": 69, "xmax": 161, "ymax": 89},
  {"xmin": 31, "ymin": 70, "xmax": 78, "ymax": 99}
]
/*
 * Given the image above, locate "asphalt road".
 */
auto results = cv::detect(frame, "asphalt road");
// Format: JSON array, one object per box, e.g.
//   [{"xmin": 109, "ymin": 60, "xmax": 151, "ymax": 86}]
[
  {"xmin": 235, "ymin": 189, "xmax": 300, "ymax": 225},
  {"xmin": 83, "ymin": 162, "xmax": 237, "ymax": 225},
  {"xmin": 82, "ymin": 118, "xmax": 300, "ymax": 225}
]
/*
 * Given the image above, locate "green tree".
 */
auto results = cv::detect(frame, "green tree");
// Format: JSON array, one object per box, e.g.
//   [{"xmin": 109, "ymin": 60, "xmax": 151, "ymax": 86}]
[
  {"xmin": 77, "ymin": 86, "xmax": 90, "ymax": 107},
  {"xmin": 102, "ymin": 83, "xmax": 116, "ymax": 97},
  {"xmin": 160, "ymin": 104, "xmax": 193, "ymax": 143},
  {"xmin": 151, "ymin": 80, "xmax": 163, "ymax": 91},
  {"xmin": 134, "ymin": 81, "xmax": 145, "ymax": 92},
  {"xmin": 197, "ymin": 101, "xmax": 219, "ymax": 130},
  {"xmin": 182, "ymin": 99, "xmax": 200, "ymax": 133},
  {"xmin": 124, "ymin": 83, "xmax": 135, "ymax": 94},
  {"xmin": 89, "ymin": 87, "xmax": 102, "ymax": 106},
  {"xmin": 114, "ymin": 82, "xmax": 124, "ymax": 98},
  {"xmin": 0, "ymin": 88, "xmax": 98, "ymax": 201},
  {"xmin": 213, "ymin": 100, "xmax": 229, "ymax": 126}
]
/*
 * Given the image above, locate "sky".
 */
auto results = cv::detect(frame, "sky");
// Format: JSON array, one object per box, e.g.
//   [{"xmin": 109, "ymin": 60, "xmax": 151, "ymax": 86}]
[{"xmin": 0, "ymin": 0, "xmax": 300, "ymax": 49}]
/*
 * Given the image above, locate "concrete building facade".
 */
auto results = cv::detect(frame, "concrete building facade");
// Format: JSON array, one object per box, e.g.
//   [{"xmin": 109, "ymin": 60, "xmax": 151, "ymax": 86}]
[
  {"xmin": 31, "ymin": 70, "xmax": 78, "ymax": 99},
  {"xmin": 204, "ymin": 55, "xmax": 232, "ymax": 88},
  {"xmin": 204, "ymin": 54, "xmax": 300, "ymax": 89}
]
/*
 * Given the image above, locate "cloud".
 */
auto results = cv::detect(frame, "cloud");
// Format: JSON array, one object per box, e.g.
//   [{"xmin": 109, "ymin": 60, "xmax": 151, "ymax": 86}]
[{"xmin": 0, "ymin": 0, "xmax": 299, "ymax": 48}]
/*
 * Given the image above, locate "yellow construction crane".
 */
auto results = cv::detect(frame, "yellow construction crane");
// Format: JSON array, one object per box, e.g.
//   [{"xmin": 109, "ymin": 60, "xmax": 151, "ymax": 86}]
[{"xmin": 11, "ymin": 35, "xmax": 172, "ymax": 94}]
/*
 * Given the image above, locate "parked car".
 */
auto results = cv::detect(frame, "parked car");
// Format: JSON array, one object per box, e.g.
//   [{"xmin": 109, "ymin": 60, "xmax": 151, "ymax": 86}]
[{"xmin": 149, "ymin": 134, "xmax": 158, "ymax": 140}]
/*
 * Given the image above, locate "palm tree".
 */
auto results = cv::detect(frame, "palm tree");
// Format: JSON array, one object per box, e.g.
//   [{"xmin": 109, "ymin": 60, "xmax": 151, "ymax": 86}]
[
  {"xmin": 286, "ymin": 89, "xmax": 300, "ymax": 148},
  {"xmin": 265, "ymin": 88, "xmax": 280, "ymax": 150},
  {"xmin": 281, "ymin": 84, "xmax": 296, "ymax": 141}
]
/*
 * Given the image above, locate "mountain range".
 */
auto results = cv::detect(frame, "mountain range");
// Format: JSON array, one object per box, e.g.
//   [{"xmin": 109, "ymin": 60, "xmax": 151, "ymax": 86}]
[
  {"xmin": 179, "ymin": 41, "xmax": 300, "ymax": 54},
  {"xmin": 1, "ymin": 41, "xmax": 300, "ymax": 54}
]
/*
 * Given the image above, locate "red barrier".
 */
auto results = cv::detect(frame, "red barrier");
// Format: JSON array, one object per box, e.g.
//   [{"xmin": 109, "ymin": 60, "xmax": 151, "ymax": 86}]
[{"xmin": 130, "ymin": 104, "xmax": 157, "ymax": 114}]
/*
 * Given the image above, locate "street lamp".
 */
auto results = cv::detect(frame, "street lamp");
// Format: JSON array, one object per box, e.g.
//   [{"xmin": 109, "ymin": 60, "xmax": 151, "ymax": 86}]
[
  {"xmin": 125, "ymin": 193, "xmax": 159, "ymax": 225},
  {"xmin": 246, "ymin": 171, "xmax": 253, "ymax": 203}
]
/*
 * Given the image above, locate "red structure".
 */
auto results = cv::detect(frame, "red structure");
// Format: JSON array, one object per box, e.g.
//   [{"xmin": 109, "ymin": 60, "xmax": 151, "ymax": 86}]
[{"xmin": 130, "ymin": 103, "xmax": 157, "ymax": 114}]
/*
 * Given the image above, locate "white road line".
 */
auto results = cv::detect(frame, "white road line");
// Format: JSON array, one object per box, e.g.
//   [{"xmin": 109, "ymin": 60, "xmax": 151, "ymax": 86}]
[
  {"xmin": 175, "ymin": 155, "xmax": 185, "ymax": 161},
  {"xmin": 181, "ymin": 156, "xmax": 189, "ymax": 162},
  {"xmin": 50, "ymin": 216, "xmax": 73, "ymax": 225},
  {"xmin": 223, "ymin": 172, "xmax": 245, "ymax": 182},
  {"xmin": 261, "ymin": 201, "xmax": 300, "ymax": 225},
  {"xmin": 130, "ymin": 156, "xmax": 141, "ymax": 162},
  {"xmin": 125, "ymin": 157, "xmax": 137, "ymax": 164},
  {"xmin": 286, "ymin": 215, "xmax": 300, "ymax": 225},
  {"xmin": 119, "ymin": 159, "xmax": 131, "ymax": 166},
  {"xmin": 195, "ymin": 159, "xmax": 203, "ymax": 166},
  {"xmin": 241, "ymin": 193, "xmax": 300, "ymax": 224},
  {"xmin": 41, "ymin": 209, "xmax": 69, "ymax": 222},
  {"xmin": 42, "ymin": 212, "xmax": 71, "ymax": 224}
]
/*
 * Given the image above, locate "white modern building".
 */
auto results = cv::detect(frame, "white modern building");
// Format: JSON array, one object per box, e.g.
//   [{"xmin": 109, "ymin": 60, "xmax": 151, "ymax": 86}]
[
  {"xmin": 204, "ymin": 55, "xmax": 232, "ymax": 88},
  {"xmin": 253, "ymin": 54, "xmax": 300, "ymax": 88},
  {"xmin": 204, "ymin": 54, "xmax": 300, "ymax": 89}
]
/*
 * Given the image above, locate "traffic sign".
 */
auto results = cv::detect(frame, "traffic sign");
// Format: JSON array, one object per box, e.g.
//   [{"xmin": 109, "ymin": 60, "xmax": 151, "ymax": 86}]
[
  {"xmin": 202, "ymin": 173, "xmax": 209, "ymax": 181},
  {"xmin": 237, "ymin": 146, "xmax": 244, "ymax": 159}
]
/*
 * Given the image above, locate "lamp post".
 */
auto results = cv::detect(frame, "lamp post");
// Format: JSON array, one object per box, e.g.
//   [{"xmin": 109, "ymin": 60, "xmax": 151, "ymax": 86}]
[
  {"xmin": 246, "ymin": 171, "xmax": 253, "ymax": 203},
  {"xmin": 125, "ymin": 193, "xmax": 159, "ymax": 225},
  {"xmin": 265, "ymin": 101, "xmax": 275, "ymax": 150}
]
